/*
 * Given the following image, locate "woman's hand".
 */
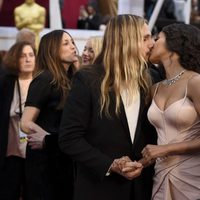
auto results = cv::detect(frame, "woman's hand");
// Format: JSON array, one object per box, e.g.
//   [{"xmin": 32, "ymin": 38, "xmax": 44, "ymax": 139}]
[
  {"xmin": 27, "ymin": 122, "xmax": 49, "ymax": 149},
  {"xmin": 142, "ymin": 144, "xmax": 170, "ymax": 162}
]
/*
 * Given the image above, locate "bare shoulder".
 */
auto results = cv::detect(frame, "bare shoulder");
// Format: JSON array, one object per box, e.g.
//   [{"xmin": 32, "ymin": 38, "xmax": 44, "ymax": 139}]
[
  {"xmin": 188, "ymin": 73, "xmax": 200, "ymax": 87},
  {"xmin": 187, "ymin": 73, "xmax": 200, "ymax": 97}
]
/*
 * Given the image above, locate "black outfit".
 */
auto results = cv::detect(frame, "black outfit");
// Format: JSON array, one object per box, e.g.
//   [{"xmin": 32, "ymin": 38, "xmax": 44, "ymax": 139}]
[
  {"xmin": 157, "ymin": 0, "xmax": 177, "ymax": 32},
  {"xmin": 0, "ymin": 64, "xmax": 5, "ymax": 76},
  {"xmin": 145, "ymin": 0, "xmax": 177, "ymax": 33},
  {"xmin": 25, "ymin": 70, "xmax": 73, "ymax": 200},
  {"xmin": 59, "ymin": 65, "xmax": 157, "ymax": 200},
  {"xmin": 77, "ymin": 14, "xmax": 102, "ymax": 30},
  {"xmin": 149, "ymin": 63, "xmax": 165, "ymax": 83},
  {"xmin": 0, "ymin": 72, "xmax": 26, "ymax": 200}
]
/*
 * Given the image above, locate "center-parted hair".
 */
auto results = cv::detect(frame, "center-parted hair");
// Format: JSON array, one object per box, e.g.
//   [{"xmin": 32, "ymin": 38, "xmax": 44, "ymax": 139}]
[
  {"xmin": 95, "ymin": 14, "xmax": 151, "ymax": 116},
  {"xmin": 35, "ymin": 30, "xmax": 76, "ymax": 108}
]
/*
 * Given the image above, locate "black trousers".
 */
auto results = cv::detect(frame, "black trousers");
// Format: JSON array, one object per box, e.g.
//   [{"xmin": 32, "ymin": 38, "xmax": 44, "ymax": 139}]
[{"xmin": 0, "ymin": 156, "xmax": 26, "ymax": 200}]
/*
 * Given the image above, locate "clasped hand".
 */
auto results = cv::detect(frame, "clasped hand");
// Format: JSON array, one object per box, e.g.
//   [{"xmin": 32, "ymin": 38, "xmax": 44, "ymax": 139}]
[{"xmin": 111, "ymin": 156, "xmax": 143, "ymax": 180}]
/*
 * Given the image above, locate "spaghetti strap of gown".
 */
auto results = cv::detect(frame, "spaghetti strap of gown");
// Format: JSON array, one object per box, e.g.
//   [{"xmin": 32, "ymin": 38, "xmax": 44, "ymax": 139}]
[{"xmin": 148, "ymin": 77, "xmax": 200, "ymax": 200}]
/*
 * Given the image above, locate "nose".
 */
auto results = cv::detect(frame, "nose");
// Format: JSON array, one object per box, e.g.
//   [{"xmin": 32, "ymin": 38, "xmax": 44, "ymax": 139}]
[
  {"xmin": 82, "ymin": 49, "xmax": 89, "ymax": 56},
  {"xmin": 71, "ymin": 42, "xmax": 76, "ymax": 50},
  {"xmin": 149, "ymin": 37, "xmax": 155, "ymax": 49},
  {"xmin": 25, "ymin": 55, "xmax": 32, "ymax": 62}
]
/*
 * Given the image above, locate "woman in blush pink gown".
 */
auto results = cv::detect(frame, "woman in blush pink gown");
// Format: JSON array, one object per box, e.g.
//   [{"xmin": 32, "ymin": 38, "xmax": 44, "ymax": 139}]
[{"xmin": 141, "ymin": 23, "xmax": 200, "ymax": 200}]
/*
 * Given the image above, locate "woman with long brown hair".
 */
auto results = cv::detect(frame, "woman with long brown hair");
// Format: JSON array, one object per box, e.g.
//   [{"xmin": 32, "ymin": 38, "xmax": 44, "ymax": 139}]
[{"xmin": 21, "ymin": 30, "xmax": 77, "ymax": 200}]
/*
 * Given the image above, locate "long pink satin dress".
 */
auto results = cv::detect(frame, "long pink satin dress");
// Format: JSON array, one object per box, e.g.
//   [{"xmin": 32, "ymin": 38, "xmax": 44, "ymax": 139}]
[{"xmin": 148, "ymin": 83, "xmax": 200, "ymax": 200}]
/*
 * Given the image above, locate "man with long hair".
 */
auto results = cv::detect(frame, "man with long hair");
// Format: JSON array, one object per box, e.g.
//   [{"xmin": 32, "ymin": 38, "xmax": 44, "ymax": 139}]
[{"xmin": 59, "ymin": 15, "xmax": 156, "ymax": 200}]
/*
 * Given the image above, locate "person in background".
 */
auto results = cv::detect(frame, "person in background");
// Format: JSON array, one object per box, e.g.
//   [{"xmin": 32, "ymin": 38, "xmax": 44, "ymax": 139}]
[
  {"xmin": 16, "ymin": 28, "xmax": 36, "ymax": 49},
  {"xmin": 0, "ymin": 41, "xmax": 36, "ymax": 200},
  {"xmin": 99, "ymin": 14, "xmax": 112, "ymax": 31},
  {"xmin": 59, "ymin": 0, "xmax": 66, "ymax": 28},
  {"xmin": 145, "ymin": 0, "xmax": 176, "ymax": 20},
  {"xmin": 0, "ymin": 50, "xmax": 7, "ymax": 75},
  {"xmin": 59, "ymin": 14, "xmax": 157, "ymax": 200},
  {"xmin": 21, "ymin": 30, "xmax": 78, "ymax": 200},
  {"xmin": 191, "ymin": 0, "xmax": 200, "ymax": 23},
  {"xmin": 77, "ymin": 2, "xmax": 102, "ymax": 30},
  {"xmin": 142, "ymin": 23, "xmax": 200, "ymax": 199},
  {"xmin": 82, "ymin": 36, "xmax": 103, "ymax": 65},
  {"xmin": 145, "ymin": 0, "xmax": 177, "ymax": 33}
]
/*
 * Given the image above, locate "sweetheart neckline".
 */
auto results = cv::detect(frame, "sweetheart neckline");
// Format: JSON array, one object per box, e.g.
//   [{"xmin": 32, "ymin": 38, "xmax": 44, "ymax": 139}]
[{"xmin": 152, "ymin": 98, "xmax": 185, "ymax": 113}]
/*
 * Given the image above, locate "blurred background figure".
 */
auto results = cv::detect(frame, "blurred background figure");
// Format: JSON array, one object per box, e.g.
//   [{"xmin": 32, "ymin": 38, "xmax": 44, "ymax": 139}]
[
  {"xmin": 77, "ymin": 2, "xmax": 102, "ymax": 30},
  {"xmin": 145, "ymin": 0, "xmax": 177, "ymax": 33},
  {"xmin": 0, "ymin": 41, "xmax": 36, "ymax": 200},
  {"xmin": 82, "ymin": 36, "xmax": 103, "ymax": 65},
  {"xmin": 59, "ymin": 0, "xmax": 67, "ymax": 28},
  {"xmin": 191, "ymin": 0, "xmax": 200, "ymax": 23},
  {"xmin": 145, "ymin": 0, "xmax": 176, "ymax": 20},
  {"xmin": 0, "ymin": 50, "xmax": 7, "ymax": 75},
  {"xmin": 14, "ymin": 0, "xmax": 46, "ymax": 50},
  {"xmin": 99, "ymin": 14, "xmax": 112, "ymax": 31},
  {"xmin": 98, "ymin": 0, "xmax": 118, "ymax": 17},
  {"xmin": 16, "ymin": 28, "xmax": 36, "ymax": 49}
]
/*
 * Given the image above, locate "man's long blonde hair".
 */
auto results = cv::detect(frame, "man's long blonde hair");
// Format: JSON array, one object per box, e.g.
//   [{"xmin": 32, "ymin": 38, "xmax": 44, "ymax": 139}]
[{"xmin": 96, "ymin": 15, "xmax": 151, "ymax": 116}]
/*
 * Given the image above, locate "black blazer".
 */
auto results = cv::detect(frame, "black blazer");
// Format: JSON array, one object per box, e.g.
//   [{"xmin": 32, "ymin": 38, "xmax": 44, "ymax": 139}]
[
  {"xmin": 0, "ymin": 73, "xmax": 16, "ymax": 168},
  {"xmin": 59, "ymin": 65, "xmax": 157, "ymax": 200}
]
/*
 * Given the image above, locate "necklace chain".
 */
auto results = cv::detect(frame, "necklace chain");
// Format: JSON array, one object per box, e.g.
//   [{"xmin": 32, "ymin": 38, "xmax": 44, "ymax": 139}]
[{"xmin": 162, "ymin": 70, "xmax": 185, "ymax": 86}]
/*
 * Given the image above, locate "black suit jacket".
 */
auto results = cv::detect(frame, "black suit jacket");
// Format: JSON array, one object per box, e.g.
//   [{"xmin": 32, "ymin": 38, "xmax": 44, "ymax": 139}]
[
  {"xmin": 59, "ymin": 65, "xmax": 156, "ymax": 200},
  {"xmin": 0, "ymin": 73, "xmax": 16, "ymax": 168}
]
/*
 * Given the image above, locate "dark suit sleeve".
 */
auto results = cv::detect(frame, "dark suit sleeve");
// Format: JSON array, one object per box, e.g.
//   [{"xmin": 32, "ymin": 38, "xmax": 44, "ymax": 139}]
[{"xmin": 59, "ymin": 72, "xmax": 113, "ymax": 180}]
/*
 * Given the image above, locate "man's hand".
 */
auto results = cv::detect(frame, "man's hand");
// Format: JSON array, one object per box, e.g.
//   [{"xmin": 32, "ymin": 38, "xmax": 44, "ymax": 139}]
[{"xmin": 111, "ymin": 156, "xmax": 143, "ymax": 180}]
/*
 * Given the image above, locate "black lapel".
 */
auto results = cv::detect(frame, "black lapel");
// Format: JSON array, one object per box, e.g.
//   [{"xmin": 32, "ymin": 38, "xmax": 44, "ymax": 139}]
[
  {"xmin": 119, "ymin": 100, "xmax": 132, "ymax": 143},
  {"xmin": 132, "ymin": 91, "xmax": 145, "ymax": 147}
]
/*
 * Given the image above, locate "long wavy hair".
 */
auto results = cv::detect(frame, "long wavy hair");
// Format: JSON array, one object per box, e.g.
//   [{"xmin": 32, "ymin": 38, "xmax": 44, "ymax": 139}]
[
  {"xmin": 35, "ymin": 30, "xmax": 76, "ymax": 109},
  {"xmin": 95, "ymin": 15, "xmax": 151, "ymax": 116}
]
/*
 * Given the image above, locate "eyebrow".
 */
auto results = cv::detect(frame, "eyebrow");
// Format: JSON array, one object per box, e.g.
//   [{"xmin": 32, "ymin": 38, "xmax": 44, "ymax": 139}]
[{"xmin": 144, "ymin": 34, "xmax": 151, "ymax": 38}]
